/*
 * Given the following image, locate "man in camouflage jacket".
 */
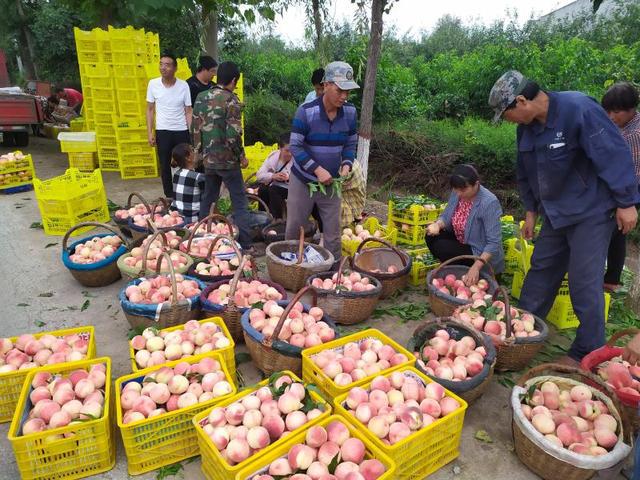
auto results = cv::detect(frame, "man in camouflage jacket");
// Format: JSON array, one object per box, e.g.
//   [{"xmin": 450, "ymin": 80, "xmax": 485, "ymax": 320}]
[{"xmin": 192, "ymin": 61, "xmax": 253, "ymax": 250}]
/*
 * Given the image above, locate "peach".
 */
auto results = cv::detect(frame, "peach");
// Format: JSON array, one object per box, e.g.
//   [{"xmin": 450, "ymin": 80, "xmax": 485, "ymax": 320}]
[
  {"xmin": 79, "ymin": 401, "xmax": 102, "ymax": 419},
  {"xmin": 120, "ymin": 389, "xmax": 140, "ymax": 410},
  {"xmin": 307, "ymin": 461, "xmax": 330, "ymax": 479},
  {"xmin": 532, "ymin": 414, "xmax": 555, "ymax": 434},
  {"xmin": 225, "ymin": 403, "xmax": 246, "ymax": 425},
  {"xmin": 30, "ymin": 386, "xmax": 51, "ymax": 404},
  {"xmin": 593, "ymin": 414, "xmax": 617, "ymax": 432},
  {"xmin": 262, "ymin": 415, "xmax": 285, "ymax": 439},
  {"xmin": 31, "ymin": 371, "xmax": 52, "ymax": 388},
  {"xmin": 247, "ymin": 426, "xmax": 270, "ymax": 449},
  {"xmin": 440, "ymin": 397, "xmax": 460, "ymax": 416},
  {"xmin": 541, "ymin": 381, "xmax": 560, "ymax": 395},
  {"xmin": 335, "ymin": 462, "xmax": 360, "ymax": 479},
  {"xmin": 556, "ymin": 422, "xmax": 581, "ymax": 447},
  {"xmin": 22, "ymin": 418, "xmax": 46, "ymax": 435},
  {"xmin": 425, "ymin": 382, "xmax": 445, "ymax": 401},
  {"xmin": 243, "ymin": 409, "xmax": 263, "ymax": 428},
  {"xmin": 318, "ymin": 441, "xmax": 340, "ymax": 465},
  {"xmin": 49, "ymin": 410, "xmax": 72, "ymax": 429},
  {"xmin": 340, "ymin": 437, "xmax": 365, "ymax": 463},
  {"xmin": 594, "ymin": 428, "xmax": 617, "ymax": 449},
  {"xmin": 570, "ymin": 385, "xmax": 592, "ymax": 402},
  {"xmin": 269, "ymin": 458, "xmax": 293, "ymax": 476},
  {"xmin": 61, "ymin": 399, "xmax": 83, "ymax": 419},
  {"xmin": 369, "ymin": 390, "xmax": 389, "ymax": 410},
  {"xmin": 149, "ymin": 384, "xmax": 171, "ymax": 405},
  {"xmin": 355, "ymin": 404, "xmax": 374, "ymax": 424},
  {"xmin": 367, "ymin": 416, "xmax": 389, "ymax": 439},
  {"xmin": 210, "ymin": 426, "xmax": 230, "ymax": 450},
  {"xmin": 420, "ymin": 398, "xmax": 441, "ymax": 418},
  {"xmin": 226, "ymin": 438, "xmax": 251, "ymax": 464},
  {"xmin": 346, "ymin": 387, "xmax": 369, "ymax": 409},
  {"xmin": 288, "ymin": 444, "xmax": 316, "ymax": 470},
  {"xmin": 286, "ymin": 410, "xmax": 308, "ymax": 431},
  {"xmin": 305, "ymin": 425, "xmax": 328, "ymax": 448},
  {"xmin": 278, "ymin": 393, "xmax": 303, "ymax": 414},
  {"xmin": 360, "ymin": 459, "xmax": 386, "ymax": 480},
  {"xmin": 544, "ymin": 434, "xmax": 563, "ymax": 449},
  {"xmin": 53, "ymin": 387, "xmax": 75, "ymax": 406},
  {"xmin": 568, "ymin": 443, "xmax": 590, "ymax": 455},
  {"xmin": 327, "ymin": 419, "xmax": 350, "ymax": 445},
  {"xmin": 132, "ymin": 395, "xmax": 156, "ymax": 417},
  {"xmin": 388, "ymin": 421, "xmax": 412, "ymax": 444}
]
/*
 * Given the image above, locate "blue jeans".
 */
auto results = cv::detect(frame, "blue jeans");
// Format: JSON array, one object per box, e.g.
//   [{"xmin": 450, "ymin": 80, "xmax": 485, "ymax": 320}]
[
  {"xmin": 199, "ymin": 168, "xmax": 252, "ymax": 249},
  {"xmin": 518, "ymin": 211, "xmax": 615, "ymax": 360}
]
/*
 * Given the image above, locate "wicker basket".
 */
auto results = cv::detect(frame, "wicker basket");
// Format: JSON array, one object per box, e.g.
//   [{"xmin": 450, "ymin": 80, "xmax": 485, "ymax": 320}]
[
  {"xmin": 229, "ymin": 194, "xmax": 273, "ymax": 242},
  {"xmin": 581, "ymin": 328, "xmax": 640, "ymax": 435},
  {"xmin": 111, "ymin": 192, "xmax": 155, "ymax": 237},
  {"xmin": 187, "ymin": 234, "xmax": 246, "ymax": 284},
  {"xmin": 262, "ymin": 218, "xmax": 317, "ymax": 245},
  {"xmin": 512, "ymin": 363, "xmax": 632, "ymax": 480},
  {"xmin": 117, "ymin": 230, "xmax": 193, "ymax": 280},
  {"xmin": 351, "ymin": 237, "xmax": 411, "ymax": 299},
  {"xmin": 266, "ymin": 226, "xmax": 334, "ymax": 292},
  {"xmin": 409, "ymin": 317, "xmax": 497, "ymax": 404},
  {"xmin": 427, "ymin": 255, "xmax": 499, "ymax": 316},
  {"xmin": 62, "ymin": 222, "xmax": 129, "ymax": 287},
  {"xmin": 120, "ymin": 252, "xmax": 203, "ymax": 329},
  {"xmin": 454, "ymin": 287, "xmax": 548, "ymax": 372},
  {"xmin": 306, "ymin": 256, "xmax": 382, "ymax": 325},
  {"xmin": 181, "ymin": 214, "xmax": 238, "ymax": 261},
  {"xmin": 127, "ymin": 198, "xmax": 185, "ymax": 242},
  {"xmin": 199, "ymin": 256, "xmax": 287, "ymax": 344},
  {"xmin": 242, "ymin": 286, "xmax": 338, "ymax": 376}
]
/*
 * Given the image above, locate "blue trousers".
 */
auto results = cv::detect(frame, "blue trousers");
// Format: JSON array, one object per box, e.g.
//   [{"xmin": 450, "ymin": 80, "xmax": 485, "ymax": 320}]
[
  {"xmin": 518, "ymin": 212, "xmax": 615, "ymax": 360},
  {"xmin": 199, "ymin": 168, "xmax": 253, "ymax": 249}
]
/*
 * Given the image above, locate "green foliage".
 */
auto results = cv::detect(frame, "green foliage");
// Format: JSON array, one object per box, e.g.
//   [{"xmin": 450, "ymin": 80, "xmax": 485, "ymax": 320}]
[{"xmin": 243, "ymin": 90, "xmax": 297, "ymax": 145}]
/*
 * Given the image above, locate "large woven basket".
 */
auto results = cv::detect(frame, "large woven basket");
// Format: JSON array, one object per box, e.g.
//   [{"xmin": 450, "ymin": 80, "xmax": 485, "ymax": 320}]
[
  {"xmin": 187, "ymin": 234, "xmax": 246, "ymax": 284},
  {"xmin": 119, "ymin": 252, "xmax": 204, "ymax": 330},
  {"xmin": 581, "ymin": 328, "xmax": 640, "ymax": 435},
  {"xmin": 117, "ymin": 230, "xmax": 193, "ymax": 280},
  {"xmin": 199, "ymin": 256, "xmax": 287, "ymax": 344},
  {"xmin": 306, "ymin": 256, "xmax": 382, "ymax": 325},
  {"xmin": 128, "ymin": 198, "xmax": 185, "ymax": 242},
  {"xmin": 266, "ymin": 226, "xmax": 334, "ymax": 292},
  {"xmin": 427, "ymin": 254, "xmax": 499, "ymax": 316},
  {"xmin": 62, "ymin": 222, "xmax": 129, "ymax": 287},
  {"xmin": 229, "ymin": 194, "xmax": 273, "ymax": 242},
  {"xmin": 454, "ymin": 287, "xmax": 548, "ymax": 372},
  {"xmin": 180, "ymin": 214, "xmax": 239, "ymax": 262},
  {"xmin": 111, "ymin": 192, "xmax": 155, "ymax": 237},
  {"xmin": 512, "ymin": 363, "xmax": 631, "ymax": 480},
  {"xmin": 408, "ymin": 317, "xmax": 497, "ymax": 404},
  {"xmin": 242, "ymin": 286, "xmax": 338, "ymax": 376},
  {"xmin": 351, "ymin": 237, "xmax": 411, "ymax": 299}
]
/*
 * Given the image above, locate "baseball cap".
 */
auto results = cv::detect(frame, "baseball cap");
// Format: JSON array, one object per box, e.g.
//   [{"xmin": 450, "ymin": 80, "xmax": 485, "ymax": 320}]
[
  {"xmin": 488, "ymin": 70, "xmax": 528, "ymax": 122},
  {"xmin": 323, "ymin": 61, "xmax": 360, "ymax": 90}
]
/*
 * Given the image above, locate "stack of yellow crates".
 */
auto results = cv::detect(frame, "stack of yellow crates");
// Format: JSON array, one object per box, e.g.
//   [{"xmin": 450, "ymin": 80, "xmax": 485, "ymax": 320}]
[{"xmin": 74, "ymin": 26, "xmax": 160, "ymax": 179}]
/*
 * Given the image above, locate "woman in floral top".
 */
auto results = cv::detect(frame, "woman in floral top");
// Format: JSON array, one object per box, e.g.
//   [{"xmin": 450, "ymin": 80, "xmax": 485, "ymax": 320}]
[{"xmin": 426, "ymin": 164, "xmax": 505, "ymax": 285}]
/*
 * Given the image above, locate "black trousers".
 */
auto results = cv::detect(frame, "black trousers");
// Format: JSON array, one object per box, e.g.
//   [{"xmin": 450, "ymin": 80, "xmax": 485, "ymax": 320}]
[
  {"xmin": 425, "ymin": 229, "xmax": 473, "ymax": 266},
  {"xmin": 604, "ymin": 225, "xmax": 626, "ymax": 285},
  {"xmin": 156, "ymin": 129, "xmax": 190, "ymax": 198},
  {"xmin": 256, "ymin": 183, "xmax": 323, "ymax": 229}
]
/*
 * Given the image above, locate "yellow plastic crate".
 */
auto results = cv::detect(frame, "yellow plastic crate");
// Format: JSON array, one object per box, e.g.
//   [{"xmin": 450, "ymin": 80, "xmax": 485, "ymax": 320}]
[
  {"xmin": 236, "ymin": 414, "xmax": 397, "ymax": 479},
  {"xmin": 341, "ymin": 217, "xmax": 398, "ymax": 256},
  {"xmin": 58, "ymin": 132, "xmax": 97, "ymax": 153},
  {"xmin": 117, "ymin": 89, "xmax": 142, "ymax": 103},
  {"xmin": 118, "ymin": 140, "xmax": 151, "ymax": 155},
  {"xmin": 0, "ymin": 171, "xmax": 34, "ymax": 190},
  {"xmin": 301, "ymin": 329, "xmax": 415, "ymax": 401},
  {"xmin": 0, "ymin": 151, "xmax": 33, "ymax": 174},
  {"xmin": 334, "ymin": 367, "xmax": 467, "ymax": 479},
  {"xmin": 113, "ymin": 64, "xmax": 146, "ymax": 78},
  {"xmin": 8, "ymin": 357, "xmax": 114, "ymax": 480},
  {"xmin": 503, "ymin": 238, "xmax": 520, "ymax": 275},
  {"xmin": 116, "ymin": 125, "xmax": 147, "ymax": 142},
  {"xmin": 193, "ymin": 371, "xmax": 331, "ymax": 480},
  {"xmin": 70, "ymin": 118, "xmax": 85, "ymax": 132},
  {"xmin": 0, "ymin": 326, "xmax": 96, "ymax": 423},
  {"xmin": 94, "ymin": 112, "xmax": 116, "ymax": 125},
  {"xmin": 94, "ymin": 123, "xmax": 115, "ymax": 136},
  {"xmin": 112, "ymin": 51, "xmax": 147, "ymax": 65},
  {"xmin": 74, "ymin": 27, "xmax": 99, "ymax": 52},
  {"xmin": 97, "ymin": 147, "xmax": 120, "ymax": 171},
  {"xmin": 92, "ymin": 99, "xmax": 116, "ymax": 114},
  {"xmin": 389, "ymin": 219, "xmax": 428, "ymax": 246},
  {"xmin": 96, "ymin": 134, "xmax": 117, "ymax": 148},
  {"xmin": 108, "ymin": 25, "xmax": 146, "ymax": 44},
  {"xmin": 406, "ymin": 247, "xmax": 440, "ymax": 287},
  {"xmin": 91, "ymin": 87, "xmax": 116, "ymax": 103},
  {"xmin": 120, "ymin": 149, "xmax": 157, "ymax": 167},
  {"xmin": 511, "ymin": 269, "xmax": 524, "ymax": 299},
  {"xmin": 128, "ymin": 317, "xmax": 235, "ymax": 378},
  {"xmin": 115, "ymin": 351, "xmax": 236, "ymax": 475},
  {"xmin": 115, "ymin": 77, "xmax": 148, "ymax": 91},
  {"xmin": 118, "ymin": 101, "xmax": 145, "ymax": 116},
  {"xmin": 68, "ymin": 152, "xmax": 97, "ymax": 172},
  {"xmin": 77, "ymin": 50, "xmax": 100, "ymax": 64},
  {"xmin": 388, "ymin": 199, "xmax": 443, "ymax": 225},
  {"xmin": 546, "ymin": 288, "xmax": 611, "ymax": 330},
  {"xmin": 244, "ymin": 141, "xmax": 278, "ymax": 168}
]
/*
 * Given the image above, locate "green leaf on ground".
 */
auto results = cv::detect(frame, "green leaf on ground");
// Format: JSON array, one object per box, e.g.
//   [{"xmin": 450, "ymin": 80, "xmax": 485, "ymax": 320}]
[
  {"xmin": 474, "ymin": 429, "xmax": 493, "ymax": 443},
  {"xmin": 30, "ymin": 222, "xmax": 43, "ymax": 229},
  {"xmin": 38, "ymin": 292, "xmax": 54, "ymax": 297},
  {"xmin": 17, "ymin": 303, "xmax": 29, "ymax": 307},
  {"xmin": 155, "ymin": 461, "xmax": 184, "ymax": 479},
  {"xmin": 34, "ymin": 320, "xmax": 47, "ymax": 327},
  {"xmin": 80, "ymin": 300, "xmax": 90, "ymax": 311},
  {"xmin": 44, "ymin": 242, "xmax": 57, "ymax": 248},
  {"xmin": 373, "ymin": 302, "xmax": 430, "ymax": 323}
]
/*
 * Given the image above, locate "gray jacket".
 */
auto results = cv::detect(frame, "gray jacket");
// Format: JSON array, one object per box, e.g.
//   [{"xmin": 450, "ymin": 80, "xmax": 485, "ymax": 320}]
[{"xmin": 439, "ymin": 185, "xmax": 505, "ymax": 273}]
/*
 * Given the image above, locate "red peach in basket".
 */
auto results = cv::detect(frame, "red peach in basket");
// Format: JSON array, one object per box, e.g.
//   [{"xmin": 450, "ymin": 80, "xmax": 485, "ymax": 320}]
[
  {"xmin": 195, "ymin": 256, "xmax": 252, "ymax": 277},
  {"xmin": 69, "ymin": 235, "xmax": 123, "ymax": 264},
  {"xmin": 207, "ymin": 280, "xmax": 283, "ymax": 307},
  {"xmin": 310, "ymin": 270, "xmax": 377, "ymax": 293},
  {"xmin": 431, "ymin": 275, "xmax": 490, "ymax": 301},
  {"xmin": 132, "ymin": 211, "xmax": 183, "ymax": 228},
  {"xmin": 124, "ymin": 274, "xmax": 201, "ymax": 305},
  {"xmin": 454, "ymin": 298, "xmax": 540, "ymax": 340},
  {"xmin": 415, "ymin": 329, "xmax": 487, "ymax": 381}
]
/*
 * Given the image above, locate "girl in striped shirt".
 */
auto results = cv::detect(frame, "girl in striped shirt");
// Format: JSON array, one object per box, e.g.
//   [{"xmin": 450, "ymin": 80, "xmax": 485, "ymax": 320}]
[{"xmin": 171, "ymin": 143, "xmax": 205, "ymax": 223}]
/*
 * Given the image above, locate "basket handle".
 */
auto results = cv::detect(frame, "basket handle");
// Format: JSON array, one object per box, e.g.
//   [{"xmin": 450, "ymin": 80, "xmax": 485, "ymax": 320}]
[
  {"xmin": 516, "ymin": 362, "xmax": 632, "ymax": 442},
  {"xmin": 140, "ymin": 231, "xmax": 170, "ymax": 275},
  {"xmin": 62, "ymin": 221, "xmax": 129, "ymax": 252},
  {"xmin": 334, "ymin": 256, "xmax": 351, "ymax": 288},
  {"xmin": 296, "ymin": 225, "xmax": 305, "ymax": 265},
  {"xmin": 228, "ymin": 254, "xmax": 252, "ymax": 305},
  {"xmin": 153, "ymin": 251, "xmax": 179, "ymax": 306},
  {"xmin": 152, "ymin": 196, "xmax": 170, "ymax": 213},
  {"xmin": 264, "ymin": 285, "xmax": 318, "ymax": 347},
  {"xmin": 432, "ymin": 254, "xmax": 496, "ymax": 283},
  {"xmin": 492, "ymin": 286, "xmax": 513, "ymax": 340},
  {"xmin": 244, "ymin": 172, "xmax": 257, "ymax": 186},
  {"xmin": 203, "ymin": 234, "xmax": 241, "ymax": 260},
  {"xmin": 125, "ymin": 192, "xmax": 151, "ymax": 212},
  {"xmin": 185, "ymin": 213, "xmax": 235, "ymax": 253},
  {"xmin": 246, "ymin": 193, "xmax": 274, "ymax": 224},
  {"xmin": 355, "ymin": 237, "xmax": 407, "ymax": 267},
  {"xmin": 606, "ymin": 328, "xmax": 640, "ymax": 347}
]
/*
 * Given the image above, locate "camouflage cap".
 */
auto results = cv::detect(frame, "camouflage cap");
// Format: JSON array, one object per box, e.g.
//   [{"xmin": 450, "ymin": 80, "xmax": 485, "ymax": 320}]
[
  {"xmin": 323, "ymin": 61, "xmax": 360, "ymax": 90},
  {"xmin": 488, "ymin": 70, "xmax": 528, "ymax": 122}
]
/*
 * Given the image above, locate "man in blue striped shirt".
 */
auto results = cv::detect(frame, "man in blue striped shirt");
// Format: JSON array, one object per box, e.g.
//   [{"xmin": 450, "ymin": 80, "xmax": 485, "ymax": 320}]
[{"xmin": 285, "ymin": 61, "xmax": 359, "ymax": 263}]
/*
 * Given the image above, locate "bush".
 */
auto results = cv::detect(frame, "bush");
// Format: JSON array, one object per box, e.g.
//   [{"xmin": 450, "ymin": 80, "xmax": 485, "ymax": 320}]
[{"xmin": 243, "ymin": 90, "xmax": 297, "ymax": 145}]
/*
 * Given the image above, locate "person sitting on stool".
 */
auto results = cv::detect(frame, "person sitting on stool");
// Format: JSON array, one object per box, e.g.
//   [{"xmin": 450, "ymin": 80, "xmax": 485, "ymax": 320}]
[
  {"xmin": 256, "ymin": 133, "xmax": 293, "ymax": 220},
  {"xmin": 425, "ymin": 164, "xmax": 505, "ymax": 285}
]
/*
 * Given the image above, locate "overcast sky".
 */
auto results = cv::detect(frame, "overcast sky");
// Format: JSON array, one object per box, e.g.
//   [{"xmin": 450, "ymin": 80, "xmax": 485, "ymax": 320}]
[{"xmin": 266, "ymin": 0, "xmax": 577, "ymax": 45}]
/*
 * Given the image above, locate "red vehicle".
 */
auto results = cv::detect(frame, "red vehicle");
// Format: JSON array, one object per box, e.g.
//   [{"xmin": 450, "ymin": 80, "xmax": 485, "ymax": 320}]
[{"xmin": 0, "ymin": 92, "xmax": 44, "ymax": 147}]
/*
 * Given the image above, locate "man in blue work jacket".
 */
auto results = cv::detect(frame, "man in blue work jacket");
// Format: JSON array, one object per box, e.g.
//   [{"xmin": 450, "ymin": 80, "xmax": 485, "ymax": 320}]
[{"xmin": 488, "ymin": 70, "xmax": 639, "ymax": 363}]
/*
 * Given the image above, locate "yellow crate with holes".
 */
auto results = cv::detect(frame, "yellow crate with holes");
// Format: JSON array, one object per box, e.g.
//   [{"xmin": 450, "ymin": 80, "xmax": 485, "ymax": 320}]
[
  {"xmin": 0, "ymin": 151, "xmax": 34, "ymax": 190},
  {"xmin": 8, "ymin": 356, "xmax": 114, "ymax": 480},
  {"xmin": 115, "ymin": 77, "xmax": 148, "ymax": 91},
  {"xmin": 193, "ymin": 371, "xmax": 331, "ymax": 480},
  {"xmin": 236, "ymin": 414, "xmax": 397, "ymax": 479},
  {"xmin": 389, "ymin": 218, "xmax": 428, "ymax": 246},
  {"xmin": 92, "ymin": 98, "xmax": 116, "ymax": 114},
  {"xmin": 388, "ymin": 199, "xmax": 444, "ymax": 225},
  {"xmin": 120, "ymin": 163, "xmax": 158, "ymax": 180},
  {"xmin": 74, "ymin": 27, "xmax": 99, "ymax": 52},
  {"xmin": 128, "ymin": 317, "xmax": 235, "ymax": 378},
  {"xmin": 95, "ymin": 123, "xmax": 115, "ymax": 136},
  {"xmin": 115, "ymin": 351, "xmax": 236, "ymax": 475},
  {"xmin": 118, "ymin": 100, "xmax": 145, "ymax": 116},
  {"xmin": 546, "ymin": 281, "xmax": 611, "ymax": 330},
  {"xmin": 301, "ymin": 329, "xmax": 415, "ymax": 401},
  {"xmin": 334, "ymin": 367, "xmax": 467, "ymax": 479},
  {"xmin": 97, "ymin": 147, "xmax": 120, "ymax": 171},
  {"xmin": 511, "ymin": 269, "xmax": 524, "ymax": 299},
  {"xmin": 116, "ymin": 124, "xmax": 147, "ymax": 142},
  {"xmin": 341, "ymin": 217, "xmax": 398, "ymax": 256},
  {"xmin": 91, "ymin": 87, "xmax": 116, "ymax": 103},
  {"xmin": 70, "ymin": 118, "xmax": 85, "ymax": 132},
  {"xmin": 68, "ymin": 152, "xmax": 97, "ymax": 171},
  {"xmin": 0, "ymin": 326, "xmax": 96, "ymax": 423},
  {"xmin": 94, "ymin": 111, "xmax": 116, "ymax": 125},
  {"xmin": 406, "ymin": 246, "xmax": 440, "ymax": 286},
  {"xmin": 120, "ymin": 150, "xmax": 158, "ymax": 179},
  {"xmin": 244, "ymin": 141, "xmax": 278, "ymax": 167},
  {"xmin": 58, "ymin": 132, "xmax": 97, "ymax": 153},
  {"xmin": 113, "ymin": 64, "xmax": 147, "ymax": 78}
]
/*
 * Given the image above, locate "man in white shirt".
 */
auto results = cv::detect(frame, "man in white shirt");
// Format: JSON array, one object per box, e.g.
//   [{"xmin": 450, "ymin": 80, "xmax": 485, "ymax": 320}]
[{"xmin": 146, "ymin": 53, "xmax": 192, "ymax": 197}]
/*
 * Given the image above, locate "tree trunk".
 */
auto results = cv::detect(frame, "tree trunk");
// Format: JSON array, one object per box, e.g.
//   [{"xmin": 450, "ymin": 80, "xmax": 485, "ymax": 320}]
[
  {"xmin": 99, "ymin": 6, "xmax": 113, "ymax": 29},
  {"xmin": 356, "ymin": 0, "xmax": 385, "ymax": 187},
  {"xmin": 204, "ymin": 9, "xmax": 219, "ymax": 59},
  {"xmin": 311, "ymin": 0, "xmax": 323, "ymax": 53},
  {"xmin": 15, "ymin": 0, "xmax": 36, "ymax": 79}
]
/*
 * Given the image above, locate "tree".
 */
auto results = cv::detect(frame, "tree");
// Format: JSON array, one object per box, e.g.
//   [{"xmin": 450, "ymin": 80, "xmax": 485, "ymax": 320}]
[{"xmin": 355, "ymin": 0, "xmax": 396, "ymax": 185}]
